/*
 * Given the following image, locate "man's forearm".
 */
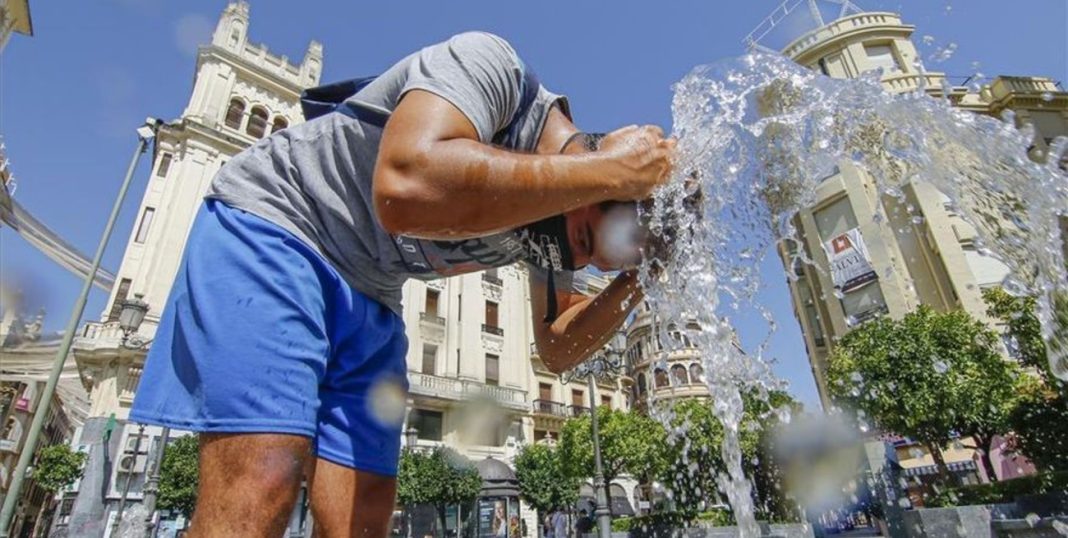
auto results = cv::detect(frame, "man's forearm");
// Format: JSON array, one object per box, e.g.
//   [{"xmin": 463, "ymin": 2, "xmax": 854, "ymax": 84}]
[
  {"xmin": 540, "ymin": 270, "xmax": 644, "ymax": 374},
  {"xmin": 375, "ymin": 138, "xmax": 624, "ymax": 240}
]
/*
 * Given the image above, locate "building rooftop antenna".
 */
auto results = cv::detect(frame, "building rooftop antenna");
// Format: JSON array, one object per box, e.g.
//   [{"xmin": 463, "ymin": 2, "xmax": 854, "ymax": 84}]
[{"xmin": 744, "ymin": 0, "xmax": 865, "ymax": 53}]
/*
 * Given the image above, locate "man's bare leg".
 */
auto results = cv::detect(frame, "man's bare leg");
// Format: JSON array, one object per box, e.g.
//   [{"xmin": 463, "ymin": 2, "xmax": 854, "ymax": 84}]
[
  {"xmin": 309, "ymin": 457, "xmax": 398, "ymax": 538},
  {"xmin": 186, "ymin": 433, "xmax": 311, "ymax": 537}
]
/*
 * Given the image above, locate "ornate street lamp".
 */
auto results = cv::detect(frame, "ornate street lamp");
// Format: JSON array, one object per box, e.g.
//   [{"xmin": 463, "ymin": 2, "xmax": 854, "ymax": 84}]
[
  {"xmin": 119, "ymin": 293, "xmax": 152, "ymax": 349},
  {"xmin": 405, "ymin": 426, "xmax": 419, "ymax": 452},
  {"xmin": 562, "ymin": 330, "xmax": 627, "ymax": 538},
  {"xmin": 0, "ymin": 118, "xmax": 162, "ymax": 537}
]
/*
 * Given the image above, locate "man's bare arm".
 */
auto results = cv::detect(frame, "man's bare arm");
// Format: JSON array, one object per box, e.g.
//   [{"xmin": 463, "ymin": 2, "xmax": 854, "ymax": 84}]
[
  {"xmin": 530, "ymin": 270, "xmax": 644, "ymax": 374},
  {"xmin": 373, "ymin": 90, "xmax": 673, "ymax": 240}
]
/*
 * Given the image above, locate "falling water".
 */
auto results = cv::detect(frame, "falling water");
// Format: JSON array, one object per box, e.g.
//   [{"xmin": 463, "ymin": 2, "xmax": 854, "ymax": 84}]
[{"xmin": 638, "ymin": 52, "xmax": 1066, "ymax": 535}]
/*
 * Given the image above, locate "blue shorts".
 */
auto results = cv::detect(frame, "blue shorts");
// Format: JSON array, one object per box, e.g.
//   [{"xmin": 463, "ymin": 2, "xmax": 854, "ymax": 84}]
[{"xmin": 130, "ymin": 199, "xmax": 409, "ymax": 476}]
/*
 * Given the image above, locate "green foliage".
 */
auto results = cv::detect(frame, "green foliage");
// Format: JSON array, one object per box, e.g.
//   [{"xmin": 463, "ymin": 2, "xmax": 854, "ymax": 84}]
[
  {"xmin": 32, "ymin": 444, "xmax": 87, "ymax": 492},
  {"xmin": 985, "ymin": 287, "xmax": 1068, "ymax": 471},
  {"xmin": 159, "ymin": 434, "xmax": 199, "ymax": 518},
  {"xmin": 610, "ymin": 509, "xmax": 733, "ymax": 533},
  {"xmin": 558, "ymin": 406, "xmax": 668, "ymax": 486},
  {"xmin": 926, "ymin": 470, "xmax": 1068, "ymax": 507},
  {"xmin": 513, "ymin": 443, "xmax": 579, "ymax": 513},
  {"xmin": 659, "ymin": 399, "xmax": 725, "ymax": 515},
  {"xmin": 396, "ymin": 447, "xmax": 482, "ymax": 506},
  {"xmin": 827, "ymin": 305, "xmax": 1022, "ymax": 480}
]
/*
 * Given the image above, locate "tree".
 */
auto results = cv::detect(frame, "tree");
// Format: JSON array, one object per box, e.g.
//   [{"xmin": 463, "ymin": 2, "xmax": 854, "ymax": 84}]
[
  {"xmin": 827, "ymin": 305, "xmax": 1022, "ymax": 484},
  {"xmin": 32, "ymin": 444, "xmax": 87, "ymax": 492},
  {"xmin": 659, "ymin": 393, "xmax": 801, "ymax": 521},
  {"xmin": 159, "ymin": 434, "xmax": 200, "ymax": 518},
  {"xmin": 558, "ymin": 407, "xmax": 668, "ymax": 499},
  {"xmin": 514, "ymin": 443, "xmax": 580, "ymax": 515},
  {"xmin": 985, "ymin": 287, "xmax": 1068, "ymax": 471},
  {"xmin": 396, "ymin": 447, "xmax": 482, "ymax": 534}
]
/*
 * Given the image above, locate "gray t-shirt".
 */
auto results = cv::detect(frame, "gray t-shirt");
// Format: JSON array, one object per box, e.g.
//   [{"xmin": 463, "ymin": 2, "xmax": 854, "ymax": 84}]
[{"xmin": 206, "ymin": 32, "xmax": 574, "ymax": 314}]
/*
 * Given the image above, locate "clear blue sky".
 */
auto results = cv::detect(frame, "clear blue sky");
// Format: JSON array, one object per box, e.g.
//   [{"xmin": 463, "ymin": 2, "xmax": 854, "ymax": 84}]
[{"xmin": 1, "ymin": 0, "xmax": 1065, "ymax": 410}]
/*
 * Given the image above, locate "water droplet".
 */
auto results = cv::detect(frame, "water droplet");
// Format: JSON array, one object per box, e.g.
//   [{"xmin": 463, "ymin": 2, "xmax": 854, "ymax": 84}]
[
  {"xmin": 1042, "ymin": 92, "xmax": 1054, "ymax": 102},
  {"xmin": 911, "ymin": 216, "xmax": 925, "ymax": 225},
  {"xmin": 1025, "ymin": 513, "xmax": 1040, "ymax": 527},
  {"xmin": 933, "ymin": 359, "xmax": 949, "ymax": 374}
]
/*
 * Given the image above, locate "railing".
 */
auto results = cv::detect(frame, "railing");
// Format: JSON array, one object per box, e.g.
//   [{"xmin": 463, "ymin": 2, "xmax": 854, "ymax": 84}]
[
  {"xmin": 781, "ymin": 12, "xmax": 903, "ymax": 59},
  {"xmin": 990, "ymin": 76, "xmax": 1060, "ymax": 98},
  {"xmin": 532, "ymin": 399, "xmax": 567, "ymax": 417},
  {"xmin": 419, "ymin": 312, "xmax": 445, "ymax": 325},
  {"xmin": 481, "ymin": 324, "xmax": 503, "ymax": 337},
  {"xmin": 880, "ymin": 73, "xmax": 948, "ymax": 96},
  {"xmin": 0, "ymin": 439, "xmax": 17, "ymax": 453},
  {"xmin": 407, "ymin": 371, "xmax": 528, "ymax": 410},
  {"xmin": 481, "ymin": 273, "xmax": 503, "ymax": 286},
  {"xmin": 568, "ymin": 405, "xmax": 590, "ymax": 418}
]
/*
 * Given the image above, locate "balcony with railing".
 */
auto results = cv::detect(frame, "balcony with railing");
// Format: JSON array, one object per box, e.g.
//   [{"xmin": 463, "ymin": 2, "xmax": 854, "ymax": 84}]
[
  {"xmin": 419, "ymin": 312, "xmax": 445, "ymax": 325},
  {"xmin": 568, "ymin": 405, "xmax": 590, "ymax": 418},
  {"xmin": 481, "ymin": 272, "xmax": 503, "ymax": 286},
  {"xmin": 781, "ymin": 12, "xmax": 904, "ymax": 60},
  {"xmin": 407, "ymin": 371, "xmax": 528, "ymax": 412},
  {"xmin": 532, "ymin": 399, "xmax": 567, "ymax": 418},
  {"xmin": 0, "ymin": 438, "xmax": 18, "ymax": 454},
  {"xmin": 481, "ymin": 324, "xmax": 503, "ymax": 337}
]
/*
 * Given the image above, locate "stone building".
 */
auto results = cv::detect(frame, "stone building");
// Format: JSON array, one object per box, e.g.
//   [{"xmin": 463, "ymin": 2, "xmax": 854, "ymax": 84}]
[
  {"xmin": 747, "ymin": 0, "xmax": 1065, "ymax": 493},
  {"xmin": 0, "ymin": 0, "xmax": 32, "ymax": 52},
  {"xmin": 63, "ymin": 3, "xmax": 322, "ymax": 535}
]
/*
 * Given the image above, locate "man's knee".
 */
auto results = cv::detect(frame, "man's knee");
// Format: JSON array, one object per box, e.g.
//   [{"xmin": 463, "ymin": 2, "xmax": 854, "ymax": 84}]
[{"xmin": 198, "ymin": 433, "xmax": 310, "ymax": 501}]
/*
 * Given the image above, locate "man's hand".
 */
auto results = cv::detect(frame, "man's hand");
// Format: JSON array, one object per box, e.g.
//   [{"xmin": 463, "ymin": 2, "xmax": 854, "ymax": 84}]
[{"xmin": 598, "ymin": 125, "xmax": 676, "ymax": 200}]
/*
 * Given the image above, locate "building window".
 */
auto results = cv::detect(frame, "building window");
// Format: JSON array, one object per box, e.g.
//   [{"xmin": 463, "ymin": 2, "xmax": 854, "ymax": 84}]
[
  {"xmin": 571, "ymin": 389, "xmax": 584, "ymax": 408},
  {"xmin": 689, "ymin": 363, "xmax": 705, "ymax": 384},
  {"xmin": 422, "ymin": 344, "xmax": 437, "ymax": 375},
  {"xmin": 654, "ymin": 368, "xmax": 669, "ymax": 389},
  {"xmin": 637, "ymin": 373, "xmax": 647, "ymax": 395},
  {"xmin": 107, "ymin": 278, "xmax": 132, "ymax": 322},
  {"xmin": 246, "ymin": 106, "xmax": 268, "ymax": 138},
  {"xmin": 134, "ymin": 207, "xmax": 155, "ymax": 244},
  {"xmin": 600, "ymin": 395, "xmax": 612, "ymax": 408},
  {"xmin": 410, "ymin": 409, "xmax": 443, "ymax": 441},
  {"xmin": 864, "ymin": 43, "xmax": 899, "ymax": 74},
  {"xmin": 817, "ymin": 57, "xmax": 830, "ymax": 76},
  {"xmin": 671, "ymin": 364, "xmax": 689, "ymax": 385},
  {"xmin": 225, "ymin": 98, "xmax": 245, "ymax": 129},
  {"xmin": 485, "ymin": 354, "xmax": 499, "ymax": 386},
  {"xmin": 539, "ymin": 383, "xmax": 553, "ymax": 402},
  {"xmin": 485, "ymin": 301, "xmax": 499, "ymax": 328},
  {"xmin": 155, "ymin": 153, "xmax": 173, "ymax": 178},
  {"xmin": 425, "ymin": 289, "xmax": 440, "ymax": 316},
  {"xmin": 534, "ymin": 429, "xmax": 549, "ymax": 442},
  {"xmin": 271, "ymin": 116, "xmax": 289, "ymax": 133}
]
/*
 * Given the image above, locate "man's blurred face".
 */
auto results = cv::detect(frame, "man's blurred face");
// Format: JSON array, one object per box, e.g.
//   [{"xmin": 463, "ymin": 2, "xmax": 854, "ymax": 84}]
[{"xmin": 564, "ymin": 202, "xmax": 643, "ymax": 272}]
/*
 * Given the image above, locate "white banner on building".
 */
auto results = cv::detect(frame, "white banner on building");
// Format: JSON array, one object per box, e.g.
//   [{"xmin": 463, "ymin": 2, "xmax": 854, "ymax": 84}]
[{"xmin": 823, "ymin": 227, "xmax": 878, "ymax": 293}]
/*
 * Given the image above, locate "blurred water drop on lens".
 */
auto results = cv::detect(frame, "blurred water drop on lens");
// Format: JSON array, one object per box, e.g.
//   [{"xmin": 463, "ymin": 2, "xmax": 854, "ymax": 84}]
[{"xmin": 368, "ymin": 378, "xmax": 407, "ymax": 426}]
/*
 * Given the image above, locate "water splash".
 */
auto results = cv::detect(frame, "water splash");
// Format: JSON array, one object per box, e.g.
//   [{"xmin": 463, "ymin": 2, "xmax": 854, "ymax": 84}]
[{"xmin": 639, "ymin": 52, "xmax": 1066, "ymax": 534}]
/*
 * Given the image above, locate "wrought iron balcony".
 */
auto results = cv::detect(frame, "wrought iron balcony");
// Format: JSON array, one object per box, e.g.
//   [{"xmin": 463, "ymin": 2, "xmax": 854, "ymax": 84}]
[
  {"xmin": 568, "ymin": 405, "xmax": 590, "ymax": 418},
  {"xmin": 420, "ymin": 312, "xmax": 445, "ymax": 325},
  {"xmin": 532, "ymin": 399, "xmax": 567, "ymax": 417},
  {"xmin": 481, "ymin": 324, "xmax": 503, "ymax": 336},
  {"xmin": 481, "ymin": 273, "xmax": 503, "ymax": 286}
]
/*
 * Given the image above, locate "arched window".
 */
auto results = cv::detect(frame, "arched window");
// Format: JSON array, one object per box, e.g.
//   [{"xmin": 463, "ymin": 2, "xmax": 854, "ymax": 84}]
[
  {"xmin": 671, "ymin": 364, "xmax": 689, "ymax": 386},
  {"xmin": 246, "ymin": 106, "xmax": 268, "ymax": 138},
  {"xmin": 654, "ymin": 368, "xmax": 668, "ymax": 389},
  {"xmin": 225, "ymin": 98, "xmax": 245, "ymax": 129},
  {"xmin": 637, "ymin": 373, "xmax": 647, "ymax": 395},
  {"xmin": 689, "ymin": 363, "xmax": 705, "ymax": 385},
  {"xmin": 271, "ymin": 116, "xmax": 289, "ymax": 133}
]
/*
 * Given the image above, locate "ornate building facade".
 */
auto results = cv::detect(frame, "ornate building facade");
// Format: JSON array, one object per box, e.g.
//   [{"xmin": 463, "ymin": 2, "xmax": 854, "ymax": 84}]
[{"xmin": 64, "ymin": 3, "xmax": 322, "ymax": 535}]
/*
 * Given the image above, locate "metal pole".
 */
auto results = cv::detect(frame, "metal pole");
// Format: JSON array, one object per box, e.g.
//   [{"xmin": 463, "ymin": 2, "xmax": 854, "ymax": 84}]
[
  {"xmin": 113, "ymin": 424, "xmax": 145, "ymax": 537},
  {"xmin": 0, "ymin": 135, "xmax": 151, "ymax": 537},
  {"xmin": 586, "ymin": 376, "xmax": 612, "ymax": 538},
  {"xmin": 141, "ymin": 426, "xmax": 169, "ymax": 538}
]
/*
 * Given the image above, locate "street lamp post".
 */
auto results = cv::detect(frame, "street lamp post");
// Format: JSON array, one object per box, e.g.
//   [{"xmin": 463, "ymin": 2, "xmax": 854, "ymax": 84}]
[
  {"xmin": 563, "ymin": 331, "xmax": 627, "ymax": 538},
  {"xmin": 0, "ymin": 118, "xmax": 161, "ymax": 538}
]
